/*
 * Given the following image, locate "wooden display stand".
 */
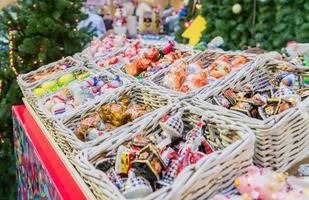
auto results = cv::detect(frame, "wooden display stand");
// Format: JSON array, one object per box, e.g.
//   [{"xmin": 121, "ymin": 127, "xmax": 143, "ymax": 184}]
[{"xmin": 12, "ymin": 99, "xmax": 308, "ymax": 199}]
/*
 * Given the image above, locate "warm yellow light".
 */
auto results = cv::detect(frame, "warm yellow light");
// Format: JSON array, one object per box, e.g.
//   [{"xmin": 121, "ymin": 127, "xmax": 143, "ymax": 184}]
[{"xmin": 196, "ymin": 3, "xmax": 202, "ymax": 9}]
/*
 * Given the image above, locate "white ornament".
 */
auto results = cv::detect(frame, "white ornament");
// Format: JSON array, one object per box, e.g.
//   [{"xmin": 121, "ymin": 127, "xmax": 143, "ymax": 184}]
[{"xmin": 232, "ymin": 3, "xmax": 242, "ymax": 14}]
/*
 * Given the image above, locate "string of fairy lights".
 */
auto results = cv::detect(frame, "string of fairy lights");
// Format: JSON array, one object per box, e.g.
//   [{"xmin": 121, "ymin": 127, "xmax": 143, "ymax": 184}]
[{"xmin": 8, "ymin": 21, "xmax": 19, "ymax": 76}]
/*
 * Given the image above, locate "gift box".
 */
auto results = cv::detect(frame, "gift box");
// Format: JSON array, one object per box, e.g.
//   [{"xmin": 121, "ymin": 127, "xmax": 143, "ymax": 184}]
[
  {"xmin": 75, "ymin": 102, "xmax": 255, "ymax": 200},
  {"xmin": 194, "ymin": 58, "xmax": 309, "ymax": 171},
  {"xmin": 146, "ymin": 49, "xmax": 261, "ymax": 100}
]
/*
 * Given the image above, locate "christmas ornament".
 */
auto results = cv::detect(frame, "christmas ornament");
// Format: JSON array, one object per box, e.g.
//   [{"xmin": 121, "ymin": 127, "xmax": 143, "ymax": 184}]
[
  {"xmin": 41, "ymin": 80, "xmax": 57, "ymax": 90},
  {"xmin": 182, "ymin": 15, "xmax": 207, "ymax": 46},
  {"xmin": 178, "ymin": 7, "xmax": 187, "ymax": 20},
  {"xmin": 232, "ymin": 3, "xmax": 242, "ymax": 14},
  {"xmin": 58, "ymin": 73, "xmax": 75, "ymax": 86},
  {"xmin": 33, "ymin": 88, "xmax": 47, "ymax": 97}
]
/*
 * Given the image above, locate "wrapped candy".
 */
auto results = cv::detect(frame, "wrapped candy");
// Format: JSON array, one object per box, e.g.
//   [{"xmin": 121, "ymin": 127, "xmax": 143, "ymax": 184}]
[
  {"xmin": 88, "ymin": 35, "xmax": 129, "ymax": 58},
  {"xmin": 162, "ymin": 61, "xmax": 208, "ymax": 93},
  {"xmin": 210, "ymin": 70, "xmax": 305, "ymax": 119},
  {"xmin": 121, "ymin": 170, "xmax": 153, "ymax": 199},
  {"xmin": 159, "ymin": 110, "xmax": 184, "ymax": 139},
  {"xmin": 234, "ymin": 166, "xmax": 287, "ymax": 200},
  {"xmin": 144, "ymin": 48, "xmax": 160, "ymax": 62},
  {"xmin": 43, "ymin": 75, "xmax": 123, "ymax": 117},
  {"xmin": 124, "ymin": 41, "xmax": 191, "ymax": 79},
  {"xmin": 131, "ymin": 144, "xmax": 166, "ymax": 181},
  {"xmin": 214, "ymin": 166, "xmax": 309, "ymax": 200},
  {"xmin": 94, "ymin": 114, "xmax": 238, "ymax": 196},
  {"xmin": 162, "ymin": 64, "xmax": 186, "ymax": 90},
  {"xmin": 232, "ymin": 55, "xmax": 248, "ymax": 68},
  {"xmin": 128, "ymin": 103, "xmax": 151, "ymax": 120}
]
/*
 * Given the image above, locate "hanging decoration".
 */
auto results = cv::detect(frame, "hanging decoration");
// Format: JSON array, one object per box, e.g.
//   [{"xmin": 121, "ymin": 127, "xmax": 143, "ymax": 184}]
[
  {"xmin": 0, "ymin": 133, "xmax": 4, "ymax": 144},
  {"xmin": 195, "ymin": 0, "xmax": 202, "ymax": 10},
  {"xmin": 0, "ymin": 79, "xmax": 2, "ymax": 96},
  {"xmin": 182, "ymin": 15, "xmax": 207, "ymax": 46},
  {"xmin": 232, "ymin": 3, "xmax": 242, "ymax": 14},
  {"xmin": 8, "ymin": 21, "xmax": 18, "ymax": 76},
  {"xmin": 178, "ymin": 7, "xmax": 187, "ymax": 20}
]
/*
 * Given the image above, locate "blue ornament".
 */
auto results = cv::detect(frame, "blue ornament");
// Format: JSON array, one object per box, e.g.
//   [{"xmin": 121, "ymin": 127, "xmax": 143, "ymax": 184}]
[
  {"xmin": 150, "ymin": 68, "xmax": 157, "ymax": 74},
  {"xmin": 98, "ymin": 121, "xmax": 106, "ymax": 131},
  {"xmin": 92, "ymin": 76, "xmax": 99, "ymax": 86},
  {"xmin": 179, "ymin": 8, "xmax": 187, "ymax": 20},
  {"xmin": 114, "ymin": 75, "xmax": 121, "ymax": 82}
]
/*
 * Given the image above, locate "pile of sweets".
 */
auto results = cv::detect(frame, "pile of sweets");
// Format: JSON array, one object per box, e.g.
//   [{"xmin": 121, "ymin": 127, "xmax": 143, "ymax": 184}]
[
  {"xmin": 208, "ymin": 65, "xmax": 309, "ymax": 119},
  {"xmin": 93, "ymin": 110, "xmax": 240, "ymax": 198},
  {"xmin": 96, "ymin": 40, "xmax": 142, "ymax": 68},
  {"xmin": 42, "ymin": 75, "xmax": 123, "ymax": 116},
  {"xmin": 162, "ymin": 55, "xmax": 248, "ymax": 93},
  {"xmin": 33, "ymin": 71, "xmax": 90, "ymax": 97},
  {"xmin": 75, "ymin": 96, "xmax": 151, "ymax": 141},
  {"xmin": 85, "ymin": 35, "xmax": 130, "ymax": 58},
  {"xmin": 289, "ymin": 52, "xmax": 309, "ymax": 85},
  {"xmin": 214, "ymin": 166, "xmax": 309, "ymax": 200},
  {"xmin": 23, "ymin": 63, "xmax": 72, "ymax": 84},
  {"xmin": 122, "ymin": 41, "xmax": 193, "ymax": 80}
]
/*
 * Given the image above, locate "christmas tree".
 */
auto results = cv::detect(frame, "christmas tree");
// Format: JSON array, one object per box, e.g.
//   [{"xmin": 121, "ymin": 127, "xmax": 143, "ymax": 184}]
[
  {"xmin": 0, "ymin": 1, "xmax": 92, "ymax": 198},
  {"xmin": 176, "ymin": 0, "xmax": 309, "ymax": 50}
]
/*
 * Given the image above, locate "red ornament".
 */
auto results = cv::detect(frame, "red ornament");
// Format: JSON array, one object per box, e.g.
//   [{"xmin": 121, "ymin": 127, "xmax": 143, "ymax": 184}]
[
  {"xmin": 161, "ymin": 115, "xmax": 171, "ymax": 123},
  {"xmin": 180, "ymin": 85, "xmax": 189, "ymax": 93},
  {"xmin": 163, "ymin": 41, "xmax": 175, "ymax": 54},
  {"xmin": 201, "ymin": 140, "xmax": 214, "ymax": 154}
]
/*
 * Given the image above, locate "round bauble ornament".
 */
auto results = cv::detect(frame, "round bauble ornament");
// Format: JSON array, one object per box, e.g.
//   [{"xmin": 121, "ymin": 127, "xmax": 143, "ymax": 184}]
[
  {"xmin": 33, "ymin": 87, "xmax": 47, "ymax": 97},
  {"xmin": 41, "ymin": 80, "xmax": 57, "ymax": 90},
  {"xmin": 232, "ymin": 3, "xmax": 242, "ymax": 14},
  {"xmin": 58, "ymin": 73, "xmax": 75, "ymax": 86}
]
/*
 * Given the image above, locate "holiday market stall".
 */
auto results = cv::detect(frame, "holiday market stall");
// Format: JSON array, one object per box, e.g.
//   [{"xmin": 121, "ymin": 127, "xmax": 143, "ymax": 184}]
[
  {"xmin": 11, "ymin": 34, "xmax": 309, "ymax": 199},
  {"xmin": 2, "ymin": 0, "xmax": 309, "ymax": 199}
]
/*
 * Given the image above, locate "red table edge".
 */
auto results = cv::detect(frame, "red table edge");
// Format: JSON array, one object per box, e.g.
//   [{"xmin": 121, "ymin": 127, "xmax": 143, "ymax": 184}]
[{"xmin": 13, "ymin": 104, "xmax": 94, "ymax": 200}]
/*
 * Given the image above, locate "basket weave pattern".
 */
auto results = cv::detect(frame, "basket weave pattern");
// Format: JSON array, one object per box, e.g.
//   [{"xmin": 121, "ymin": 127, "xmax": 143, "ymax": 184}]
[{"xmin": 75, "ymin": 103, "xmax": 255, "ymax": 200}]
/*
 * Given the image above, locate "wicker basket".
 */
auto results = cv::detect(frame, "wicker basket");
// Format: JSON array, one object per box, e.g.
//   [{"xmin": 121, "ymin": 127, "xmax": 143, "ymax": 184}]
[
  {"xmin": 194, "ymin": 58, "xmax": 309, "ymax": 172},
  {"xmin": 52, "ymin": 83, "xmax": 174, "ymax": 160},
  {"xmin": 17, "ymin": 56, "xmax": 83, "ymax": 97},
  {"xmin": 75, "ymin": 102, "xmax": 255, "ymax": 200},
  {"xmin": 146, "ymin": 50, "xmax": 262, "ymax": 100},
  {"xmin": 23, "ymin": 66, "xmax": 130, "ymax": 124}
]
